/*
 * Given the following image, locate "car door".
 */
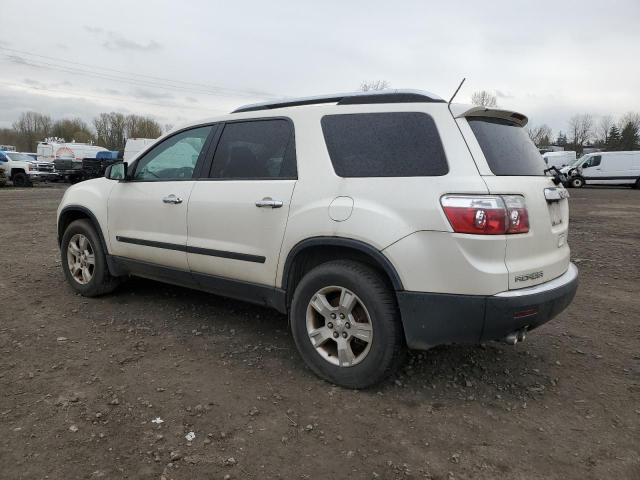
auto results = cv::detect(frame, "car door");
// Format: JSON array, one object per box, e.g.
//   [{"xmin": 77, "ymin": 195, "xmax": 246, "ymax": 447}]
[
  {"xmin": 187, "ymin": 118, "xmax": 297, "ymax": 286},
  {"xmin": 107, "ymin": 125, "xmax": 216, "ymax": 271},
  {"xmin": 581, "ymin": 155, "xmax": 603, "ymax": 184}
]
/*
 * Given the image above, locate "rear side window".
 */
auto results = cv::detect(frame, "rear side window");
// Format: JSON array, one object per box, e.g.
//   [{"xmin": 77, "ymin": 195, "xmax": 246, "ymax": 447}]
[
  {"xmin": 210, "ymin": 119, "xmax": 296, "ymax": 179},
  {"xmin": 468, "ymin": 118, "xmax": 546, "ymax": 176},
  {"xmin": 321, "ymin": 112, "xmax": 448, "ymax": 177}
]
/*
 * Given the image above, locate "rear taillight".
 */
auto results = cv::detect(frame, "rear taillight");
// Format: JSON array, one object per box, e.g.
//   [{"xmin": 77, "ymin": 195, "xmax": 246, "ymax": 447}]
[{"xmin": 441, "ymin": 195, "xmax": 529, "ymax": 235}]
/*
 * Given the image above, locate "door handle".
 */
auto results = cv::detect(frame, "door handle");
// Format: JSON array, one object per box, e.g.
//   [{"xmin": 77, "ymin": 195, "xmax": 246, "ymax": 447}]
[
  {"xmin": 162, "ymin": 194, "xmax": 183, "ymax": 204},
  {"xmin": 255, "ymin": 197, "xmax": 283, "ymax": 208}
]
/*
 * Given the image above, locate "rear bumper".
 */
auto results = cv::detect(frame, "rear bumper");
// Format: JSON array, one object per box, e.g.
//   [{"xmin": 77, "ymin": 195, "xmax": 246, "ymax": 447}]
[{"xmin": 397, "ymin": 263, "xmax": 579, "ymax": 350}]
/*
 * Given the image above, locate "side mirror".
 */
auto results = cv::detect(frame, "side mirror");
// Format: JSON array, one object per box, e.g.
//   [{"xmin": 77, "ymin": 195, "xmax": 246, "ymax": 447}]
[
  {"xmin": 582, "ymin": 162, "xmax": 589, "ymax": 168},
  {"xmin": 105, "ymin": 162, "xmax": 127, "ymax": 180}
]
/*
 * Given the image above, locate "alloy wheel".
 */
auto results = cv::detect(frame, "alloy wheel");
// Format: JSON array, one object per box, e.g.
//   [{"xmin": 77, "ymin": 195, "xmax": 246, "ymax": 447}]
[
  {"xmin": 306, "ymin": 286, "xmax": 373, "ymax": 367},
  {"xmin": 67, "ymin": 234, "xmax": 95, "ymax": 284}
]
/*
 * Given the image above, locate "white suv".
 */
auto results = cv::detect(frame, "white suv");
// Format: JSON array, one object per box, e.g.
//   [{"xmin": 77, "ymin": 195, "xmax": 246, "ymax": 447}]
[{"xmin": 57, "ymin": 90, "xmax": 578, "ymax": 388}]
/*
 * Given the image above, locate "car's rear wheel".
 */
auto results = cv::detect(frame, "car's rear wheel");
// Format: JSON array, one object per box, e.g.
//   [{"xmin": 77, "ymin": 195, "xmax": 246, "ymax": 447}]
[
  {"xmin": 61, "ymin": 219, "xmax": 120, "ymax": 296},
  {"xmin": 12, "ymin": 172, "xmax": 32, "ymax": 187},
  {"xmin": 570, "ymin": 176, "xmax": 585, "ymax": 188},
  {"xmin": 290, "ymin": 260, "xmax": 405, "ymax": 389},
  {"xmin": 633, "ymin": 178, "xmax": 640, "ymax": 189}
]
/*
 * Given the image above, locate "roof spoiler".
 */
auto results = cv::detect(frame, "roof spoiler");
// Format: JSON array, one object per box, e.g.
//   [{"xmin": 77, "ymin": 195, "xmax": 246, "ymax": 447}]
[{"xmin": 451, "ymin": 105, "xmax": 529, "ymax": 127}]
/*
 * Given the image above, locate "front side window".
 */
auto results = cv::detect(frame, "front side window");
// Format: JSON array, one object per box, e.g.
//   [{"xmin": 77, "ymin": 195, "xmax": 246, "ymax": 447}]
[
  {"xmin": 210, "ymin": 119, "xmax": 296, "ymax": 179},
  {"xmin": 583, "ymin": 155, "xmax": 601, "ymax": 168},
  {"xmin": 321, "ymin": 112, "xmax": 448, "ymax": 177},
  {"xmin": 133, "ymin": 126, "xmax": 213, "ymax": 181}
]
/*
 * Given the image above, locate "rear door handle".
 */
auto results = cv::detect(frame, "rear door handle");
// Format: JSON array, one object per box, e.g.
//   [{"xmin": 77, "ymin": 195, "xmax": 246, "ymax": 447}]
[
  {"xmin": 162, "ymin": 194, "xmax": 183, "ymax": 204},
  {"xmin": 255, "ymin": 197, "xmax": 283, "ymax": 208}
]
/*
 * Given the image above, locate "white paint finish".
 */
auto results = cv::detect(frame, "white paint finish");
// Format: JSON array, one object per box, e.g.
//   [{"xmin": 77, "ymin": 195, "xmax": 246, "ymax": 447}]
[
  {"xmin": 328, "ymin": 196, "xmax": 353, "ymax": 222},
  {"xmin": 57, "ymin": 177, "xmax": 115, "ymax": 248},
  {"xmin": 57, "ymin": 99, "xmax": 575, "ymax": 301},
  {"xmin": 107, "ymin": 181, "xmax": 195, "ymax": 270},
  {"xmin": 383, "ymin": 231, "xmax": 509, "ymax": 295},
  {"xmin": 187, "ymin": 180, "xmax": 296, "ymax": 285},
  {"xmin": 274, "ymin": 103, "xmax": 490, "ymax": 287}
]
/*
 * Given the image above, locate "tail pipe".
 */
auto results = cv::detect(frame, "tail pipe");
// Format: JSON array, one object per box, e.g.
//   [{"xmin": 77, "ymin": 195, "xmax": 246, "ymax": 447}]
[{"xmin": 504, "ymin": 328, "xmax": 527, "ymax": 345}]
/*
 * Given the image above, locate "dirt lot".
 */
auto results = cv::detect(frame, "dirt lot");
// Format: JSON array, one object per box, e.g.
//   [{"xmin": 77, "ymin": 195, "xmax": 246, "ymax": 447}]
[{"xmin": 0, "ymin": 184, "xmax": 638, "ymax": 480}]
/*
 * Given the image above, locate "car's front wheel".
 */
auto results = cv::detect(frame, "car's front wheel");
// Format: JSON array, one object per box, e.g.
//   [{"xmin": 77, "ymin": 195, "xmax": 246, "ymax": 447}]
[
  {"xmin": 61, "ymin": 219, "xmax": 120, "ymax": 296},
  {"xmin": 570, "ymin": 176, "xmax": 585, "ymax": 188},
  {"xmin": 290, "ymin": 260, "xmax": 405, "ymax": 389},
  {"xmin": 12, "ymin": 172, "xmax": 32, "ymax": 187}
]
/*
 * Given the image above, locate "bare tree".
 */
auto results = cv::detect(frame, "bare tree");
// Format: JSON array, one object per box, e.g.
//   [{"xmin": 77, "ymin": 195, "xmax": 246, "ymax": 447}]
[
  {"xmin": 12, "ymin": 111, "xmax": 53, "ymax": 151},
  {"xmin": 597, "ymin": 115, "xmax": 614, "ymax": 146},
  {"xmin": 360, "ymin": 80, "xmax": 390, "ymax": 92},
  {"xmin": 568, "ymin": 114, "xmax": 594, "ymax": 155},
  {"xmin": 471, "ymin": 90, "xmax": 498, "ymax": 108},
  {"xmin": 527, "ymin": 124, "xmax": 553, "ymax": 147},
  {"xmin": 125, "ymin": 115, "xmax": 162, "ymax": 140},
  {"xmin": 94, "ymin": 112, "xmax": 127, "ymax": 151},
  {"xmin": 52, "ymin": 118, "xmax": 94, "ymax": 143},
  {"xmin": 617, "ymin": 111, "xmax": 640, "ymax": 131}
]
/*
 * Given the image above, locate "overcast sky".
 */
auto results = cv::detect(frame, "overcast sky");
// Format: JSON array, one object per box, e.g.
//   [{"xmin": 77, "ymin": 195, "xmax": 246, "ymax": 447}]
[{"xmin": 1, "ymin": 0, "xmax": 639, "ymax": 136}]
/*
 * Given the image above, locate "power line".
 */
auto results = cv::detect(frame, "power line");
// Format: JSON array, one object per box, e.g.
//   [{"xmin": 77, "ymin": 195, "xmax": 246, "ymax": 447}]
[
  {"xmin": 2, "ymin": 55, "xmax": 248, "ymax": 98},
  {"xmin": 0, "ymin": 46, "xmax": 281, "ymax": 99},
  {"xmin": 0, "ymin": 80, "xmax": 226, "ymax": 114}
]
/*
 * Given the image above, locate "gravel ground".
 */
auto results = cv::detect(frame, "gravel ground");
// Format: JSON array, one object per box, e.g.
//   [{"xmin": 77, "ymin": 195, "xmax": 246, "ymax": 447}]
[{"xmin": 0, "ymin": 183, "xmax": 638, "ymax": 480}]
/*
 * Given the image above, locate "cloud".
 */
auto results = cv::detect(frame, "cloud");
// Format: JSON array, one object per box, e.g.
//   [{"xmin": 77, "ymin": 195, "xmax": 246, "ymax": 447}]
[
  {"xmin": 103, "ymin": 32, "xmax": 162, "ymax": 52},
  {"xmin": 495, "ymin": 90, "xmax": 513, "ymax": 99},
  {"xmin": 133, "ymin": 88, "xmax": 174, "ymax": 100},
  {"xmin": 23, "ymin": 78, "xmax": 43, "ymax": 87},
  {"xmin": 84, "ymin": 25, "xmax": 104, "ymax": 34}
]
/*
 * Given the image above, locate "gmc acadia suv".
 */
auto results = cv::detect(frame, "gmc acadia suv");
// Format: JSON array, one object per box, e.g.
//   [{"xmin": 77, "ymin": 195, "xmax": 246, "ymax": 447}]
[{"xmin": 57, "ymin": 90, "xmax": 578, "ymax": 388}]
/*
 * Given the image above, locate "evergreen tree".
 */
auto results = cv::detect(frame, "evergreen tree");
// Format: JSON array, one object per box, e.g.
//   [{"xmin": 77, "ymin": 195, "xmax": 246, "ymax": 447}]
[
  {"xmin": 556, "ymin": 131, "xmax": 567, "ymax": 146},
  {"xmin": 619, "ymin": 122, "xmax": 639, "ymax": 150},
  {"xmin": 606, "ymin": 125, "xmax": 621, "ymax": 150}
]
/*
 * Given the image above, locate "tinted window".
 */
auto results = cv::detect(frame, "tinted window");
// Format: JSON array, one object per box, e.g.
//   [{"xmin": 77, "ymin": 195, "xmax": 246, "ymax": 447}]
[
  {"xmin": 133, "ymin": 126, "xmax": 212, "ymax": 181},
  {"xmin": 468, "ymin": 118, "xmax": 546, "ymax": 176},
  {"xmin": 321, "ymin": 112, "xmax": 448, "ymax": 177},
  {"xmin": 583, "ymin": 155, "xmax": 601, "ymax": 168},
  {"xmin": 210, "ymin": 120, "xmax": 296, "ymax": 179}
]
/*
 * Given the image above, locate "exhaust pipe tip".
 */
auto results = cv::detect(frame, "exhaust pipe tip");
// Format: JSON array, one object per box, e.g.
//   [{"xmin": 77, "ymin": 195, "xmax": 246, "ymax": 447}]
[
  {"xmin": 504, "ymin": 332, "xmax": 519, "ymax": 345},
  {"xmin": 504, "ymin": 328, "xmax": 527, "ymax": 345}
]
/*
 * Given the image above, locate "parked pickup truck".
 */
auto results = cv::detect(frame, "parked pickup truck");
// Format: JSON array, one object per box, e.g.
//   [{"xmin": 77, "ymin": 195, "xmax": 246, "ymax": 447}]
[{"xmin": 0, "ymin": 151, "xmax": 58, "ymax": 186}]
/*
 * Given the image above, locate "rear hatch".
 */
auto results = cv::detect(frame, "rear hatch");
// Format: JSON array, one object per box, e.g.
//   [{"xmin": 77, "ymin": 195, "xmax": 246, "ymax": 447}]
[{"xmin": 456, "ymin": 107, "xmax": 570, "ymax": 289}]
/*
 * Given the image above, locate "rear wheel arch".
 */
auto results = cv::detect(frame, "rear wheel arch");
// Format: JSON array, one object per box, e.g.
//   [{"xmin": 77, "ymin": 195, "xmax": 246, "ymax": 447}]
[{"xmin": 282, "ymin": 237, "xmax": 404, "ymax": 307}]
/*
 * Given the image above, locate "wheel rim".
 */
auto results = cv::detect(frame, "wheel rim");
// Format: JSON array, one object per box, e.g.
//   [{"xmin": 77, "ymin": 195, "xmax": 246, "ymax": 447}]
[
  {"xmin": 572, "ymin": 178, "xmax": 582, "ymax": 187},
  {"xmin": 67, "ymin": 234, "xmax": 95, "ymax": 285},
  {"xmin": 305, "ymin": 286, "xmax": 373, "ymax": 367}
]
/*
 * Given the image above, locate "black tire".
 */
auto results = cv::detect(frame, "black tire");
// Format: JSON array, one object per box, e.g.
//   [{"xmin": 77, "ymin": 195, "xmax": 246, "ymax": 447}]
[
  {"xmin": 12, "ymin": 172, "xmax": 32, "ymax": 187},
  {"xmin": 60, "ymin": 219, "xmax": 120, "ymax": 297},
  {"xmin": 290, "ymin": 260, "xmax": 405, "ymax": 389},
  {"xmin": 633, "ymin": 178, "xmax": 640, "ymax": 189},
  {"xmin": 570, "ymin": 176, "xmax": 584, "ymax": 188}
]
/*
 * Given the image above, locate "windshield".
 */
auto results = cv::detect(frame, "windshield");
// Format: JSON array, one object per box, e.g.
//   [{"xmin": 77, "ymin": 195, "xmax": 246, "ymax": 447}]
[
  {"xmin": 468, "ymin": 118, "xmax": 546, "ymax": 176},
  {"xmin": 566, "ymin": 155, "xmax": 588, "ymax": 167},
  {"xmin": 7, "ymin": 152, "xmax": 35, "ymax": 162}
]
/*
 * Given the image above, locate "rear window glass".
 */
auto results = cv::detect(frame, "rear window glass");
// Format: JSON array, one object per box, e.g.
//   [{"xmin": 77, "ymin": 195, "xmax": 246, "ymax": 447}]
[
  {"xmin": 468, "ymin": 118, "xmax": 546, "ymax": 176},
  {"xmin": 321, "ymin": 112, "xmax": 448, "ymax": 177}
]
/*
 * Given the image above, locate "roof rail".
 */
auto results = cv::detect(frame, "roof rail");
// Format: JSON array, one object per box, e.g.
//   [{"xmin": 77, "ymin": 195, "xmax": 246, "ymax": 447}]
[{"xmin": 232, "ymin": 89, "xmax": 445, "ymax": 113}]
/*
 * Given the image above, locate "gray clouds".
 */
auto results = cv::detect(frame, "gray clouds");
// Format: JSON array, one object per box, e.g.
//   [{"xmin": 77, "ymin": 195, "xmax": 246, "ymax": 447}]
[{"xmin": 0, "ymin": 0, "xmax": 639, "ymax": 134}]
